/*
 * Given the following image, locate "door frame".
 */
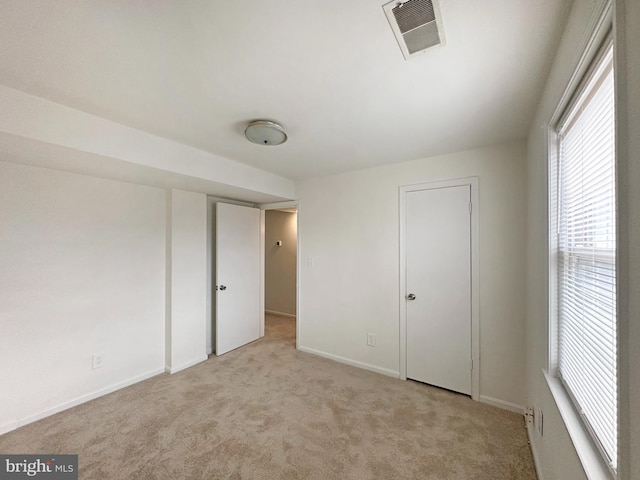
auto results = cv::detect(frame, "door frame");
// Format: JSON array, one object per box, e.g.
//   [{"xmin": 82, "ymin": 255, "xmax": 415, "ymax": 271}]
[
  {"xmin": 399, "ymin": 177, "xmax": 479, "ymax": 400},
  {"xmin": 260, "ymin": 200, "xmax": 300, "ymax": 349}
]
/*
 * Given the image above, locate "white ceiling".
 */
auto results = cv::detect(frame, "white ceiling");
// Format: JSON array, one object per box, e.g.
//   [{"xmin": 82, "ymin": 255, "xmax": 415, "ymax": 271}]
[{"xmin": 0, "ymin": 0, "xmax": 571, "ymax": 181}]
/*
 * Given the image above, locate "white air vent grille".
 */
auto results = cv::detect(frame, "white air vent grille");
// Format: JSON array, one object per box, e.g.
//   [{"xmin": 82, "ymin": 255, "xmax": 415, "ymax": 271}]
[
  {"xmin": 383, "ymin": 0, "xmax": 444, "ymax": 59},
  {"xmin": 392, "ymin": 0, "xmax": 435, "ymax": 33}
]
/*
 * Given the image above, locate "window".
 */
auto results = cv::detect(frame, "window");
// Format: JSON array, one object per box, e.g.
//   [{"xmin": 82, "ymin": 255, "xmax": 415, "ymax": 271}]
[{"xmin": 552, "ymin": 41, "xmax": 617, "ymax": 473}]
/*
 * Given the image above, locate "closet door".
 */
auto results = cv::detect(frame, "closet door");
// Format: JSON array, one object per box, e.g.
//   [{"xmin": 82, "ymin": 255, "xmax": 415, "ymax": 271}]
[{"xmin": 405, "ymin": 185, "xmax": 472, "ymax": 395}]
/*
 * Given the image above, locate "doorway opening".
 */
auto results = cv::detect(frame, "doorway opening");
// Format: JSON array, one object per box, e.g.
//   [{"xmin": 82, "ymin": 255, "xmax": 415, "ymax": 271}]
[
  {"xmin": 206, "ymin": 198, "xmax": 299, "ymax": 356},
  {"xmin": 263, "ymin": 205, "xmax": 298, "ymax": 347}
]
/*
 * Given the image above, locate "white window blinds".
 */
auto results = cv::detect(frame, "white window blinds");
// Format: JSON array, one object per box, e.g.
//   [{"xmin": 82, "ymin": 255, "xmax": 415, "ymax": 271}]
[{"xmin": 556, "ymin": 43, "xmax": 616, "ymax": 470}]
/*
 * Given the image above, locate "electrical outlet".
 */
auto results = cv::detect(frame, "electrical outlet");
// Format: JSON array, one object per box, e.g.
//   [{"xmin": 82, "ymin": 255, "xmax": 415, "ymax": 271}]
[
  {"xmin": 525, "ymin": 405, "xmax": 534, "ymax": 427},
  {"xmin": 367, "ymin": 332, "xmax": 376, "ymax": 347},
  {"xmin": 92, "ymin": 354, "xmax": 104, "ymax": 369}
]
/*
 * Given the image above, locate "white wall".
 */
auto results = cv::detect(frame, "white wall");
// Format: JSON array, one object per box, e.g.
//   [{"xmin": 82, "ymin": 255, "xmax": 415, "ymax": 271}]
[
  {"xmin": 0, "ymin": 160, "xmax": 166, "ymax": 434},
  {"xmin": 265, "ymin": 210, "xmax": 297, "ymax": 317},
  {"xmin": 165, "ymin": 189, "xmax": 208, "ymax": 373},
  {"xmin": 525, "ymin": 1, "xmax": 640, "ymax": 478},
  {"xmin": 297, "ymin": 141, "xmax": 528, "ymax": 408}
]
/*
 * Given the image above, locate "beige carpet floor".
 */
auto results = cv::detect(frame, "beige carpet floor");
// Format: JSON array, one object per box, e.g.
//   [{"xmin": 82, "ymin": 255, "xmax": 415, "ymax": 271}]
[{"xmin": 0, "ymin": 315, "xmax": 537, "ymax": 479}]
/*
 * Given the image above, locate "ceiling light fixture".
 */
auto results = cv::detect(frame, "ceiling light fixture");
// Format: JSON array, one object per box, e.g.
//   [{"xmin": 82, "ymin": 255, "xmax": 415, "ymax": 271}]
[{"xmin": 244, "ymin": 120, "xmax": 288, "ymax": 146}]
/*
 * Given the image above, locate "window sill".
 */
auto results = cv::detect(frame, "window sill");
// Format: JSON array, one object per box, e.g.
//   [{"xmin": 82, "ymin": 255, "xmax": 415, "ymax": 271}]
[{"xmin": 544, "ymin": 370, "xmax": 615, "ymax": 480}]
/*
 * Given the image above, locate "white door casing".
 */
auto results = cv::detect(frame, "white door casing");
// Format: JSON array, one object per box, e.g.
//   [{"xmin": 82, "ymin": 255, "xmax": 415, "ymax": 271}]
[
  {"xmin": 215, "ymin": 202, "xmax": 262, "ymax": 355},
  {"xmin": 399, "ymin": 178, "xmax": 479, "ymax": 399}
]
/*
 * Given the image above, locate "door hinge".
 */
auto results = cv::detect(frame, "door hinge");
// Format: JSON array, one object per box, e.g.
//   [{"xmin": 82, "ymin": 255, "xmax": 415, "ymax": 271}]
[{"xmin": 471, "ymin": 358, "xmax": 474, "ymax": 370}]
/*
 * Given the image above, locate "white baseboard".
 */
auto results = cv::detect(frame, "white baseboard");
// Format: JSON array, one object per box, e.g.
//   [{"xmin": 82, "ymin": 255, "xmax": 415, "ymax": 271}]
[
  {"xmin": 165, "ymin": 354, "xmax": 208, "ymax": 374},
  {"xmin": 265, "ymin": 309, "xmax": 296, "ymax": 319},
  {"xmin": 478, "ymin": 394, "xmax": 525, "ymax": 414},
  {"xmin": 527, "ymin": 423, "xmax": 544, "ymax": 480},
  {"xmin": 0, "ymin": 367, "xmax": 165, "ymax": 436},
  {"xmin": 297, "ymin": 345, "xmax": 399, "ymax": 378},
  {"xmin": 0, "ymin": 420, "xmax": 18, "ymax": 436}
]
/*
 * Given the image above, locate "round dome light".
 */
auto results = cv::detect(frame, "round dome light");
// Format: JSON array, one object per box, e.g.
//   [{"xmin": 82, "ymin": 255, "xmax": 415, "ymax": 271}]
[{"xmin": 244, "ymin": 120, "xmax": 288, "ymax": 146}]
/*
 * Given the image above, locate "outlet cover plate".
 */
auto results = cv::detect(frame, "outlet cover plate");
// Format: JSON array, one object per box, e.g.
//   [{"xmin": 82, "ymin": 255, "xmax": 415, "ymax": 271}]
[{"xmin": 92, "ymin": 354, "xmax": 104, "ymax": 369}]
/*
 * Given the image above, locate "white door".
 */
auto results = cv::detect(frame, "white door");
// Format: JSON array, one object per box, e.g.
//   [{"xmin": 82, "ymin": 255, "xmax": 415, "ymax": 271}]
[
  {"xmin": 405, "ymin": 185, "xmax": 471, "ymax": 395},
  {"xmin": 215, "ymin": 202, "xmax": 261, "ymax": 355}
]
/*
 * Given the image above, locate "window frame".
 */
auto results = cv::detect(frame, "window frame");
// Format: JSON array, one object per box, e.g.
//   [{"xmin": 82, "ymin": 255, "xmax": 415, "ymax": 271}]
[{"xmin": 546, "ymin": 8, "xmax": 618, "ymax": 479}]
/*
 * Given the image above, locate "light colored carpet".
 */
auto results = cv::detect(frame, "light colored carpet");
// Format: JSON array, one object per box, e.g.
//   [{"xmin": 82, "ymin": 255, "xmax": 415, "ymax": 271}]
[{"xmin": 0, "ymin": 315, "xmax": 536, "ymax": 479}]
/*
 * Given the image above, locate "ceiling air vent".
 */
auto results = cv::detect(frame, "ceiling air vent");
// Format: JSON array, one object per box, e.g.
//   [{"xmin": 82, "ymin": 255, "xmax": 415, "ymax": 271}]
[{"xmin": 383, "ymin": 0, "xmax": 445, "ymax": 60}]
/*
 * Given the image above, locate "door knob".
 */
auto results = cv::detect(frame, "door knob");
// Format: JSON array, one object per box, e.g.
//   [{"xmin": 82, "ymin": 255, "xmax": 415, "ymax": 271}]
[
  {"xmin": 407, "ymin": 293, "xmax": 416, "ymax": 300},
  {"xmin": 218, "ymin": 285, "xmax": 227, "ymax": 291}
]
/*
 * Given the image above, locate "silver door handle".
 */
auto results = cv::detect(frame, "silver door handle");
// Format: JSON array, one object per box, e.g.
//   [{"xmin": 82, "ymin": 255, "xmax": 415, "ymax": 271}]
[
  {"xmin": 217, "ymin": 285, "xmax": 227, "ymax": 291},
  {"xmin": 407, "ymin": 293, "xmax": 416, "ymax": 300}
]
